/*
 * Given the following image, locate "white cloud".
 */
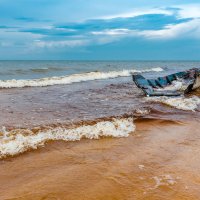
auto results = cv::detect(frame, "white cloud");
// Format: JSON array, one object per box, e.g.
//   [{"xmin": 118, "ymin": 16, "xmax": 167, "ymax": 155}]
[
  {"xmin": 140, "ymin": 18, "xmax": 200, "ymax": 39},
  {"xmin": 34, "ymin": 39, "xmax": 89, "ymax": 48},
  {"xmin": 100, "ymin": 4, "xmax": 200, "ymax": 21},
  {"xmin": 91, "ymin": 29, "xmax": 132, "ymax": 36},
  {"xmin": 91, "ymin": 18, "xmax": 200, "ymax": 41},
  {"xmin": 101, "ymin": 8, "xmax": 173, "ymax": 19},
  {"xmin": 177, "ymin": 4, "xmax": 200, "ymax": 19}
]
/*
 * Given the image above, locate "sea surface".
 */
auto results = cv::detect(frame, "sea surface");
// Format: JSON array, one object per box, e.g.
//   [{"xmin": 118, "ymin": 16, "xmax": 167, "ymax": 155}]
[
  {"xmin": 0, "ymin": 60, "xmax": 200, "ymax": 200},
  {"xmin": 0, "ymin": 60, "xmax": 199, "ymax": 80}
]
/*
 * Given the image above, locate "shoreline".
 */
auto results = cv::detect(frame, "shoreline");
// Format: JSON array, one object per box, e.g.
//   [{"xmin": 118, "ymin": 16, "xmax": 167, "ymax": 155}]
[
  {"xmin": 0, "ymin": 65, "xmax": 199, "ymax": 199},
  {"xmin": 0, "ymin": 118, "xmax": 200, "ymax": 199}
]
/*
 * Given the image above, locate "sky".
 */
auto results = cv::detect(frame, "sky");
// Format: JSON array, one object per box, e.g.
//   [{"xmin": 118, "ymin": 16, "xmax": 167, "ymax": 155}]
[{"xmin": 0, "ymin": 0, "xmax": 200, "ymax": 60}]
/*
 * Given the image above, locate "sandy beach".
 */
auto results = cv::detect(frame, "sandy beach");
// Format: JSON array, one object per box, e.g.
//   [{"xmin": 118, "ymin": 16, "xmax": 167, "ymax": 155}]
[{"xmin": 1, "ymin": 118, "xmax": 200, "ymax": 200}]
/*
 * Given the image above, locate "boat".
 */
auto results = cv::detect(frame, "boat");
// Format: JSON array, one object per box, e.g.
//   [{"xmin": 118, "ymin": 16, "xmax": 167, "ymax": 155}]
[{"xmin": 132, "ymin": 68, "xmax": 200, "ymax": 97}]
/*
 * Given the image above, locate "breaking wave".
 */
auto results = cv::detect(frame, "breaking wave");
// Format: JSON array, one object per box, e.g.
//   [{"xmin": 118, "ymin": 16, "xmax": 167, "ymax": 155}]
[
  {"xmin": 146, "ymin": 96, "xmax": 200, "ymax": 111},
  {"xmin": 0, "ymin": 67, "xmax": 163, "ymax": 88},
  {"xmin": 0, "ymin": 117, "xmax": 135, "ymax": 159},
  {"xmin": 155, "ymin": 80, "xmax": 189, "ymax": 91}
]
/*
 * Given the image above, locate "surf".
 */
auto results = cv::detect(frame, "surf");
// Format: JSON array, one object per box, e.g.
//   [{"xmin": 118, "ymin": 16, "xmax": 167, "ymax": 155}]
[
  {"xmin": 0, "ymin": 117, "xmax": 135, "ymax": 159},
  {"xmin": 0, "ymin": 67, "xmax": 163, "ymax": 88}
]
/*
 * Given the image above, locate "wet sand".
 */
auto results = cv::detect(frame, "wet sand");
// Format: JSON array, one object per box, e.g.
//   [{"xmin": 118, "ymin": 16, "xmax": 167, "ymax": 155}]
[{"xmin": 0, "ymin": 118, "xmax": 200, "ymax": 200}]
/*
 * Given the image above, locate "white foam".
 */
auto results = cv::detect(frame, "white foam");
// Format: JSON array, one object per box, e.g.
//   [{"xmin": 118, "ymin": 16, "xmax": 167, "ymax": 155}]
[
  {"xmin": 155, "ymin": 80, "xmax": 188, "ymax": 91},
  {"xmin": 0, "ymin": 67, "xmax": 163, "ymax": 88},
  {"xmin": 135, "ymin": 108, "xmax": 150, "ymax": 115},
  {"xmin": 146, "ymin": 96, "xmax": 200, "ymax": 111},
  {"xmin": 0, "ymin": 118, "xmax": 135, "ymax": 158},
  {"xmin": 155, "ymin": 77, "xmax": 195, "ymax": 92},
  {"xmin": 151, "ymin": 175, "xmax": 177, "ymax": 189},
  {"xmin": 138, "ymin": 164, "xmax": 145, "ymax": 170}
]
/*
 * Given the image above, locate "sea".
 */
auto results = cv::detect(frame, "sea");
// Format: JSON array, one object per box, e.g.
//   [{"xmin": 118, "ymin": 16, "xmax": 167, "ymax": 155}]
[{"xmin": 0, "ymin": 60, "xmax": 200, "ymax": 200}]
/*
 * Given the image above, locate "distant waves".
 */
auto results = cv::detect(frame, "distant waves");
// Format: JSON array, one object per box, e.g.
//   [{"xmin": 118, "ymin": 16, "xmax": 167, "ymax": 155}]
[{"xmin": 0, "ymin": 67, "xmax": 163, "ymax": 88}]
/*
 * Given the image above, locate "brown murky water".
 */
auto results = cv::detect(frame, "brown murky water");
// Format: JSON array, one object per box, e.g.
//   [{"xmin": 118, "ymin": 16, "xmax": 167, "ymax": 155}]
[
  {"xmin": 0, "ymin": 80, "xmax": 142, "ymax": 128},
  {"xmin": 0, "ymin": 79, "xmax": 200, "ymax": 200}
]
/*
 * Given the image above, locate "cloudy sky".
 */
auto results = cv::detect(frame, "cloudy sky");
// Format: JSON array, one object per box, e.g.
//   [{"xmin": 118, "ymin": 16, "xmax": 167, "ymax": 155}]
[{"xmin": 0, "ymin": 0, "xmax": 200, "ymax": 60}]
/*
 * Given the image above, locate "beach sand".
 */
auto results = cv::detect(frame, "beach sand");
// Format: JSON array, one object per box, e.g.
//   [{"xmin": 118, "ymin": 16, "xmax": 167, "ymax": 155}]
[{"xmin": 1, "ymin": 118, "xmax": 200, "ymax": 200}]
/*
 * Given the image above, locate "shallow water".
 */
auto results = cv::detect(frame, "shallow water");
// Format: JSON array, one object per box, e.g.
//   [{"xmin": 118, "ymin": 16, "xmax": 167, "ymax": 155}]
[{"xmin": 0, "ymin": 61, "xmax": 200, "ymax": 199}]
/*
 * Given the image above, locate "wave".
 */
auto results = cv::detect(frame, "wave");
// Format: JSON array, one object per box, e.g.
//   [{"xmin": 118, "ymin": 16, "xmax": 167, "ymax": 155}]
[
  {"xmin": 0, "ymin": 67, "xmax": 163, "ymax": 88},
  {"xmin": 30, "ymin": 68, "xmax": 49, "ymax": 73},
  {"xmin": 0, "ymin": 117, "xmax": 135, "ymax": 159},
  {"xmin": 155, "ymin": 80, "xmax": 189, "ymax": 91},
  {"xmin": 146, "ymin": 96, "xmax": 200, "ymax": 111},
  {"xmin": 30, "ymin": 66, "xmax": 67, "ymax": 73}
]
